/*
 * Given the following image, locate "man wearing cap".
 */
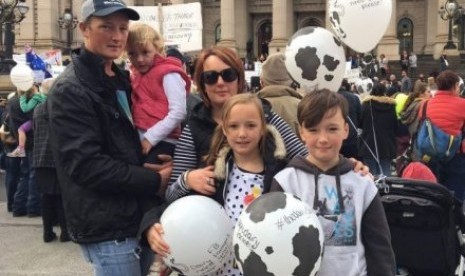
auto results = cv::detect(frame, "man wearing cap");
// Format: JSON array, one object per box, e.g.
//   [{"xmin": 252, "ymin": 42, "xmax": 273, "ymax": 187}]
[
  {"xmin": 47, "ymin": 0, "xmax": 172, "ymax": 275},
  {"xmin": 257, "ymin": 52, "xmax": 302, "ymax": 135}
]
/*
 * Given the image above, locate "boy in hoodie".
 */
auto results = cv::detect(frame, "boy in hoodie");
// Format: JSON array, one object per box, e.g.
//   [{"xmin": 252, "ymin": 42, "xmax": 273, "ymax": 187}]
[{"xmin": 271, "ymin": 89, "xmax": 396, "ymax": 276}]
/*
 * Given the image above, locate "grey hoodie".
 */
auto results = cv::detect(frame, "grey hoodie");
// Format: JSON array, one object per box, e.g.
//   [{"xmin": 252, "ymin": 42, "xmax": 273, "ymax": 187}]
[{"xmin": 271, "ymin": 156, "xmax": 396, "ymax": 276}]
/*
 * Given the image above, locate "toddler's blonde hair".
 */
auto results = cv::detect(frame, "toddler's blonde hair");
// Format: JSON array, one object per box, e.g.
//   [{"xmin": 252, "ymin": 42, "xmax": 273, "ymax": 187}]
[{"xmin": 127, "ymin": 23, "xmax": 165, "ymax": 55}]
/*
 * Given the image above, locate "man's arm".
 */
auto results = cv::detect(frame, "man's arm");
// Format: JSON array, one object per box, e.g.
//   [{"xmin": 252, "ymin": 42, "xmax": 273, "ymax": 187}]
[{"xmin": 48, "ymin": 82, "xmax": 161, "ymax": 197}]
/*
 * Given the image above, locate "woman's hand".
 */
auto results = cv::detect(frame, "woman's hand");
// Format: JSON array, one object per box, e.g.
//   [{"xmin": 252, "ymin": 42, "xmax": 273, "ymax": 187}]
[
  {"xmin": 147, "ymin": 223, "xmax": 170, "ymax": 257},
  {"xmin": 350, "ymin": 158, "xmax": 373, "ymax": 179},
  {"xmin": 185, "ymin": 166, "xmax": 217, "ymax": 196}
]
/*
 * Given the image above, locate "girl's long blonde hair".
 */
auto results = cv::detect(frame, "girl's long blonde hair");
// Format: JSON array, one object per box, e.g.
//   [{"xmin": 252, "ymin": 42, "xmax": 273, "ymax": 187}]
[{"xmin": 205, "ymin": 93, "xmax": 268, "ymax": 166}]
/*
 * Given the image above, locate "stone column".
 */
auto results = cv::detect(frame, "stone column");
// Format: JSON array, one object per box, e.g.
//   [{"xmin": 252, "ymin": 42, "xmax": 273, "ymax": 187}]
[
  {"xmin": 268, "ymin": 0, "xmax": 293, "ymax": 55},
  {"xmin": 434, "ymin": 0, "xmax": 460, "ymax": 57},
  {"xmin": 423, "ymin": 0, "xmax": 438, "ymax": 55},
  {"xmin": 217, "ymin": 0, "xmax": 237, "ymax": 50},
  {"xmin": 376, "ymin": 0, "xmax": 400, "ymax": 61},
  {"xmin": 234, "ymin": 0, "xmax": 249, "ymax": 57},
  {"xmin": 325, "ymin": 0, "xmax": 331, "ymax": 29}
]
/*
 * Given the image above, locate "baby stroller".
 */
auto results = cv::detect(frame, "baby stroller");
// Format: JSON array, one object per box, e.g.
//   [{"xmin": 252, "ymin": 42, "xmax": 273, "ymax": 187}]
[{"xmin": 378, "ymin": 177, "xmax": 465, "ymax": 276}]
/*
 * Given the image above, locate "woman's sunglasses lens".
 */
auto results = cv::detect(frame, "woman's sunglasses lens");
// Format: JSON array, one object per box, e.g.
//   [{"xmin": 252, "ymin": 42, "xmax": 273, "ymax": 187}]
[
  {"xmin": 222, "ymin": 68, "xmax": 238, "ymax": 82},
  {"xmin": 203, "ymin": 69, "xmax": 238, "ymax": 85},
  {"xmin": 203, "ymin": 71, "xmax": 219, "ymax": 85}
]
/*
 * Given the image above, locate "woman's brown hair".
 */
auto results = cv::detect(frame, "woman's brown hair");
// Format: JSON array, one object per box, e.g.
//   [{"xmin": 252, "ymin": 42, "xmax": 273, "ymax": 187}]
[{"xmin": 193, "ymin": 46, "xmax": 246, "ymax": 107}]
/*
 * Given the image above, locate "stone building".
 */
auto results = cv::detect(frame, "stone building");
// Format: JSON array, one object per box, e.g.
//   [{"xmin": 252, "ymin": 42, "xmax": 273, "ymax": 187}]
[{"xmin": 5, "ymin": 0, "xmax": 465, "ymax": 67}]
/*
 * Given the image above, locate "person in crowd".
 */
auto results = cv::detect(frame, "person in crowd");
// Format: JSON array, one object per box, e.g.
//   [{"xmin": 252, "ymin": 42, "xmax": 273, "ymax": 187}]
[
  {"xmin": 379, "ymin": 53, "xmax": 389, "ymax": 79},
  {"xmin": 0, "ymin": 92, "xmax": 21, "ymax": 213},
  {"xmin": 352, "ymin": 53, "xmax": 361, "ymax": 69},
  {"xmin": 420, "ymin": 70, "xmax": 465, "ymax": 200},
  {"xmin": 126, "ymin": 23, "xmax": 191, "ymax": 164},
  {"xmin": 32, "ymin": 77, "xmax": 70, "ymax": 243},
  {"xmin": 399, "ymin": 83, "xmax": 432, "ymax": 163},
  {"xmin": 8, "ymin": 84, "xmax": 45, "ymax": 158},
  {"xmin": 400, "ymin": 70, "xmax": 412, "ymax": 93},
  {"xmin": 390, "ymin": 86, "xmax": 411, "ymax": 159},
  {"xmin": 148, "ymin": 93, "xmax": 289, "ymax": 275},
  {"xmin": 387, "ymin": 74, "xmax": 400, "ymax": 96},
  {"xmin": 400, "ymin": 83, "xmax": 431, "ymax": 139},
  {"xmin": 439, "ymin": 53, "xmax": 449, "ymax": 72},
  {"xmin": 408, "ymin": 51, "xmax": 417, "ymax": 77},
  {"xmin": 271, "ymin": 89, "xmax": 396, "ymax": 276},
  {"xmin": 47, "ymin": 1, "xmax": 172, "ymax": 275},
  {"xmin": 359, "ymin": 83, "xmax": 398, "ymax": 177},
  {"xmin": 7, "ymin": 89, "xmax": 41, "ymax": 217},
  {"xmin": 256, "ymin": 52, "xmax": 302, "ymax": 135},
  {"xmin": 413, "ymin": 73, "xmax": 426, "ymax": 94},
  {"xmin": 400, "ymin": 50, "xmax": 409, "ymax": 71},
  {"xmin": 338, "ymin": 79, "xmax": 361, "ymax": 159},
  {"xmin": 427, "ymin": 75, "xmax": 438, "ymax": 96},
  {"xmin": 0, "ymin": 97, "xmax": 6, "ymax": 171}
]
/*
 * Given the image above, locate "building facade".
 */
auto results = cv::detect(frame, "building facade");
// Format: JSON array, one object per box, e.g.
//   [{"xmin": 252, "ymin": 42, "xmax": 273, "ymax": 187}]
[{"xmin": 6, "ymin": 0, "xmax": 465, "ymax": 63}]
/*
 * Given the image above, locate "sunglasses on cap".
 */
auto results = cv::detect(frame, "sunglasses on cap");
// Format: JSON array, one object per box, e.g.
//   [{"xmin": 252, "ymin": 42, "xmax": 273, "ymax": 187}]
[{"xmin": 201, "ymin": 68, "xmax": 238, "ymax": 85}]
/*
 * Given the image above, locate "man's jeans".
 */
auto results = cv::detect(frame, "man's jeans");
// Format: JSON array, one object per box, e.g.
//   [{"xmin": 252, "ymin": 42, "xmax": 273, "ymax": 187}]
[
  {"xmin": 80, "ymin": 238, "xmax": 154, "ymax": 276},
  {"xmin": 12, "ymin": 151, "xmax": 41, "ymax": 215}
]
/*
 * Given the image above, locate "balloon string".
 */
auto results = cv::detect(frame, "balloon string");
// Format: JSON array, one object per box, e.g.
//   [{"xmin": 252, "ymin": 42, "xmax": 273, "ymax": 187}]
[{"xmin": 346, "ymin": 114, "xmax": 384, "ymax": 177}]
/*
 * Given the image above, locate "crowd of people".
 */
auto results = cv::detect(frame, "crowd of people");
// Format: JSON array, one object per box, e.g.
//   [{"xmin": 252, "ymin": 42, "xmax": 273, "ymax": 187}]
[{"xmin": 1, "ymin": 0, "xmax": 465, "ymax": 276}]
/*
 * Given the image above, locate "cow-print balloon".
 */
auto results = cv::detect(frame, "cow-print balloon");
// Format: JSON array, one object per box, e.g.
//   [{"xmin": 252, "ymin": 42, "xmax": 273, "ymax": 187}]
[
  {"xmin": 233, "ymin": 192, "xmax": 324, "ymax": 276},
  {"xmin": 285, "ymin": 26, "xmax": 345, "ymax": 93}
]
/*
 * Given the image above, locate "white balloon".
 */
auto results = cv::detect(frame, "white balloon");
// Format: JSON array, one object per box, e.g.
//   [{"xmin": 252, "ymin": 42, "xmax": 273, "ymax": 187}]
[
  {"xmin": 10, "ymin": 63, "xmax": 34, "ymax": 91},
  {"xmin": 161, "ymin": 195, "xmax": 233, "ymax": 276},
  {"xmin": 355, "ymin": 77, "xmax": 374, "ymax": 94},
  {"xmin": 233, "ymin": 192, "xmax": 324, "ymax": 276},
  {"xmin": 328, "ymin": 0, "xmax": 392, "ymax": 53},
  {"xmin": 285, "ymin": 26, "xmax": 346, "ymax": 93}
]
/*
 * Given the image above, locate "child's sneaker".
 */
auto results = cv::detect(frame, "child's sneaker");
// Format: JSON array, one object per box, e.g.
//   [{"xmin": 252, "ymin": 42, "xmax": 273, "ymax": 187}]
[{"xmin": 7, "ymin": 147, "xmax": 26, "ymax": 158}]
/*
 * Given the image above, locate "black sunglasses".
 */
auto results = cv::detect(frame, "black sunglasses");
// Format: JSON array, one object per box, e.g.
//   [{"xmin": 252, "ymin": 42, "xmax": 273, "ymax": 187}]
[{"xmin": 202, "ymin": 68, "xmax": 238, "ymax": 85}]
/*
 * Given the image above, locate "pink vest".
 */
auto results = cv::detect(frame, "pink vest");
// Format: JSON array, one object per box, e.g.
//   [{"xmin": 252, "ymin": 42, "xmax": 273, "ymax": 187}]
[{"xmin": 131, "ymin": 55, "xmax": 191, "ymax": 139}]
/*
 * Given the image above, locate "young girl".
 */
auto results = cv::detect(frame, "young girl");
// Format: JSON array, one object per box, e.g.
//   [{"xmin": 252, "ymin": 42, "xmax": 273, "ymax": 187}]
[
  {"xmin": 126, "ymin": 23, "xmax": 191, "ymax": 164},
  {"xmin": 153, "ymin": 93, "xmax": 289, "ymax": 276},
  {"xmin": 8, "ymin": 84, "xmax": 46, "ymax": 158}
]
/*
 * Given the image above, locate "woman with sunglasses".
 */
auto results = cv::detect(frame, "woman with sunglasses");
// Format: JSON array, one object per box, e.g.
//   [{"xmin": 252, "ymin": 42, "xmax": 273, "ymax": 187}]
[{"xmin": 165, "ymin": 46, "xmax": 307, "ymax": 203}]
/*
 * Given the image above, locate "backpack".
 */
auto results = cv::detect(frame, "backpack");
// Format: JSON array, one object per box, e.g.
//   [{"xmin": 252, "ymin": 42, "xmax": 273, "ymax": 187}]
[{"xmin": 416, "ymin": 100, "xmax": 462, "ymax": 163}]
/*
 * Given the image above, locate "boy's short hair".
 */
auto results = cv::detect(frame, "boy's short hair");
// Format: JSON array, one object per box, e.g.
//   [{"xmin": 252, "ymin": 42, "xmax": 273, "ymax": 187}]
[{"xmin": 297, "ymin": 89, "xmax": 348, "ymax": 128}]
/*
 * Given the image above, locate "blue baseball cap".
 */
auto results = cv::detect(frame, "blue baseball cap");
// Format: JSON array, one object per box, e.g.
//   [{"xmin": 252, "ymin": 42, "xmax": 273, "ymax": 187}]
[{"xmin": 81, "ymin": 0, "xmax": 140, "ymax": 21}]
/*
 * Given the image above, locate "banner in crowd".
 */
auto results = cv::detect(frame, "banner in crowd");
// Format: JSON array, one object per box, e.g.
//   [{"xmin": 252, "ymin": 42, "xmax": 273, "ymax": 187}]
[
  {"xmin": 43, "ymin": 49, "xmax": 62, "ymax": 66},
  {"xmin": 344, "ymin": 61, "xmax": 361, "ymax": 83},
  {"xmin": 130, "ymin": 2, "xmax": 203, "ymax": 52}
]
